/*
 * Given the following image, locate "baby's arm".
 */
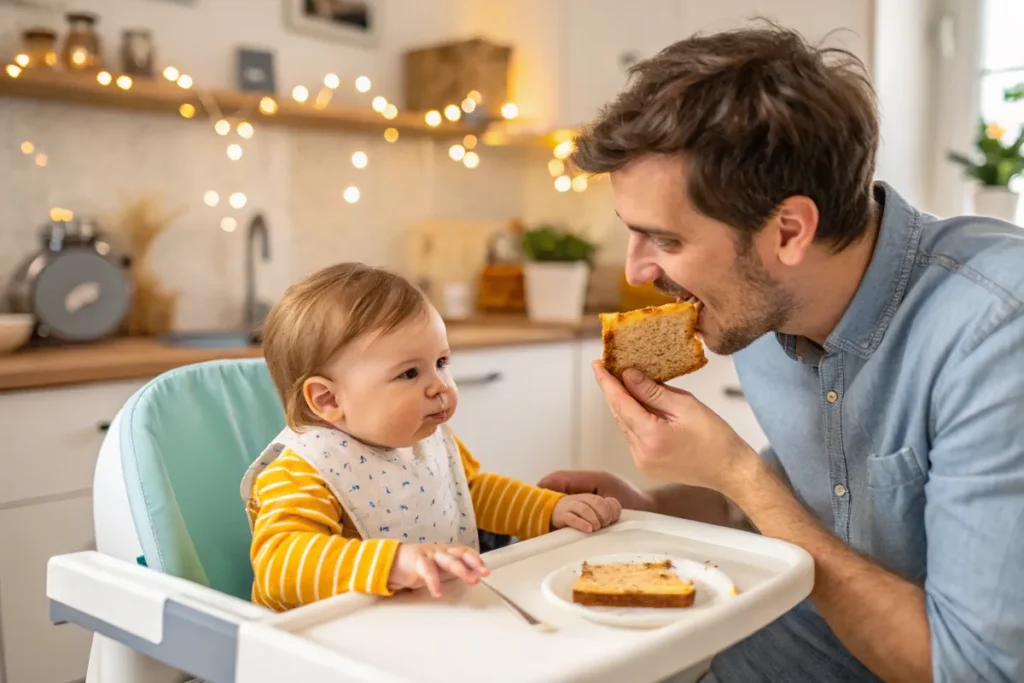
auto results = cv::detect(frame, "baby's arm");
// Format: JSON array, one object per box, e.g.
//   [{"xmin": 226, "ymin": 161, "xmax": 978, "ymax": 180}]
[{"xmin": 249, "ymin": 451, "xmax": 399, "ymax": 610}]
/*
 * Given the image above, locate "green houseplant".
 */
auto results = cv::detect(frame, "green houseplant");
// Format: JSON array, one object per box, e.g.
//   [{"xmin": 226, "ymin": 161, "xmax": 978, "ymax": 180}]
[{"xmin": 520, "ymin": 225, "xmax": 597, "ymax": 323}]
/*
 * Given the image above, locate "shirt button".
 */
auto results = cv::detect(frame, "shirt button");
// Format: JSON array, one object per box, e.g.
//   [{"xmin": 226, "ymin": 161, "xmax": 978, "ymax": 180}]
[
  {"xmin": 826, "ymin": 390, "xmax": 839, "ymax": 403},
  {"xmin": 834, "ymin": 483, "xmax": 847, "ymax": 497}
]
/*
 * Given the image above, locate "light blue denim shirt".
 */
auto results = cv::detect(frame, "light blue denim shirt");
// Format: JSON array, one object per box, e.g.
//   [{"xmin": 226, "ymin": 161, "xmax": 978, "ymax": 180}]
[{"xmin": 708, "ymin": 182, "xmax": 1024, "ymax": 682}]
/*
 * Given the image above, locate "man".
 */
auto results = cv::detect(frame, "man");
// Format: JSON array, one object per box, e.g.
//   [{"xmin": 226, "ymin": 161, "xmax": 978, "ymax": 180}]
[{"xmin": 539, "ymin": 22, "xmax": 1024, "ymax": 683}]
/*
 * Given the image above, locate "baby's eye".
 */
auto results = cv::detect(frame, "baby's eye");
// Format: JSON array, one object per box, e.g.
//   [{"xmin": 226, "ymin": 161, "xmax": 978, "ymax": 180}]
[
  {"xmin": 436, "ymin": 356, "xmax": 450, "ymax": 369},
  {"xmin": 398, "ymin": 368, "xmax": 419, "ymax": 380}
]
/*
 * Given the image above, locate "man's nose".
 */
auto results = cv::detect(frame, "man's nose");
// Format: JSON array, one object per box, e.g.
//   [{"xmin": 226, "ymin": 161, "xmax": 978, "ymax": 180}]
[{"xmin": 624, "ymin": 235, "xmax": 661, "ymax": 286}]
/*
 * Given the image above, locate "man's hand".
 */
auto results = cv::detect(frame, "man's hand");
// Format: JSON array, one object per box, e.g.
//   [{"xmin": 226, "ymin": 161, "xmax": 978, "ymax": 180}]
[
  {"xmin": 387, "ymin": 543, "xmax": 489, "ymax": 598},
  {"xmin": 593, "ymin": 362, "xmax": 759, "ymax": 498},
  {"xmin": 538, "ymin": 469, "xmax": 655, "ymax": 512},
  {"xmin": 551, "ymin": 493, "xmax": 622, "ymax": 532}
]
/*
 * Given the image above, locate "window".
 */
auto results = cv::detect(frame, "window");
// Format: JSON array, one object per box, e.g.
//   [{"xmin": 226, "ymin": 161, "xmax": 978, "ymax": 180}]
[{"xmin": 979, "ymin": 0, "xmax": 1024, "ymax": 191}]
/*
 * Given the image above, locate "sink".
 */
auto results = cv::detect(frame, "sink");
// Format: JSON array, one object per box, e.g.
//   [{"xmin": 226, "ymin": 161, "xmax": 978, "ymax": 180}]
[{"xmin": 159, "ymin": 331, "xmax": 260, "ymax": 348}]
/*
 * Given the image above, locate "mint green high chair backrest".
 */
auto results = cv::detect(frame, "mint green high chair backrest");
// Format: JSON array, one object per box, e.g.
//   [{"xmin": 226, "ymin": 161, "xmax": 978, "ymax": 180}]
[{"xmin": 119, "ymin": 358, "xmax": 284, "ymax": 600}]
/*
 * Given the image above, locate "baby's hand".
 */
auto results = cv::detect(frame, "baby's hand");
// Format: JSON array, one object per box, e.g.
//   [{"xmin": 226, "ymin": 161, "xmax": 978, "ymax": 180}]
[
  {"xmin": 552, "ymin": 494, "xmax": 622, "ymax": 533},
  {"xmin": 387, "ymin": 543, "xmax": 490, "ymax": 598}
]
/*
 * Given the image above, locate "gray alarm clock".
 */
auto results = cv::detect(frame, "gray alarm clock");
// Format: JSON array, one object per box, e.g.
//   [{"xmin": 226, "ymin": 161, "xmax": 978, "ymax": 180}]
[{"xmin": 6, "ymin": 218, "xmax": 131, "ymax": 342}]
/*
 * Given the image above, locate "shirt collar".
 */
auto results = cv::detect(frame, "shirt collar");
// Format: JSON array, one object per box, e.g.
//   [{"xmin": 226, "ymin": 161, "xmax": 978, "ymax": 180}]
[{"xmin": 777, "ymin": 181, "xmax": 922, "ymax": 362}]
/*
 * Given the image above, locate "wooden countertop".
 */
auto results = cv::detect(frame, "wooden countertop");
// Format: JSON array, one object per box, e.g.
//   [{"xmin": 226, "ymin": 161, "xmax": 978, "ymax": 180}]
[{"xmin": 0, "ymin": 317, "xmax": 601, "ymax": 392}]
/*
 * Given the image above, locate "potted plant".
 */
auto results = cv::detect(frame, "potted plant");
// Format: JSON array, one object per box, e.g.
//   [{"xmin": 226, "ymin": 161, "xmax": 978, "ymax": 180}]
[
  {"xmin": 947, "ymin": 84, "xmax": 1024, "ymax": 223},
  {"xmin": 520, "ymin": 224, "xmax": 597, "ymax": 323}
]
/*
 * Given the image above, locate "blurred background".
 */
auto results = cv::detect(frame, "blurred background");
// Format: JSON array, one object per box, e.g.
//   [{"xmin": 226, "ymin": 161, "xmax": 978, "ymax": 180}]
[{"xmin": 0, "ymin": 2, "xmax": 1020, "ymax": 681}]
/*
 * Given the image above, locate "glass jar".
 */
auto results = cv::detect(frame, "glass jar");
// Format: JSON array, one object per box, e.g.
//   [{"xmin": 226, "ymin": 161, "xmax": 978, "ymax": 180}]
[
  {"xmin": 21, "ymin": 29, "xmax": 58, "ymax": 70},
  {"xmin": 61, "ymin": 12, "xmax": 102, "ymax": 72}
]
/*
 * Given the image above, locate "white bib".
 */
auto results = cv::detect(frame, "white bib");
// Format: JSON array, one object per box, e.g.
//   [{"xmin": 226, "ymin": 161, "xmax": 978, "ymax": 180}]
[{"xmin": 241, "ymin": 424, "xmax": 479, "ymax": 549}]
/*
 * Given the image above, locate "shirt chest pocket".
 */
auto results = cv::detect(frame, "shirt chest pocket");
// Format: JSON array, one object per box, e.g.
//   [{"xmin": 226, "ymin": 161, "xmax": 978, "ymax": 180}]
[{"xmin": 865, "ymin": 446, "xmax": 928, "ymax": 582}]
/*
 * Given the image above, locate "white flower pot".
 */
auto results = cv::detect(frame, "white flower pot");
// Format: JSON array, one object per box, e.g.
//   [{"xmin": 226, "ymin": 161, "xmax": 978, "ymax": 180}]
[
  {"xmin": 973, "ymin": 186, "xmax": 1020, "ymax": 223},
  {"xmin": 523, "ymin": 261, "xmax": 591, "ymax": 323}
]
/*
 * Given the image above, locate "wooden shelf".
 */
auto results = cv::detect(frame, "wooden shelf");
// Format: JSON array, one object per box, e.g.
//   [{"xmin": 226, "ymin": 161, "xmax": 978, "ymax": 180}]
[{"xmin": 0, "ymin": 69, "xmax": 481, "ymax": 138}]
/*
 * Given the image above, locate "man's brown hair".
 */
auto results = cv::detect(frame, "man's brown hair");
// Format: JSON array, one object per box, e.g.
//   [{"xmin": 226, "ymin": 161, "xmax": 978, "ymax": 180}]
[
  {"xmin": 571, "ymin": 21, "xmax": 878, "ymax": 249},
  {"xmin": 261, "ymin": 262, "xmax": 429, "ymax": 430}
]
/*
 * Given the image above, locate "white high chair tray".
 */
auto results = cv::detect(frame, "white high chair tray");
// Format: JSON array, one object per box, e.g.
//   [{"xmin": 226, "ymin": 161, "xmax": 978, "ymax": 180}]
[{"xmin": 236, "ymin": 511, "xmax": 813, "ymax": 683}]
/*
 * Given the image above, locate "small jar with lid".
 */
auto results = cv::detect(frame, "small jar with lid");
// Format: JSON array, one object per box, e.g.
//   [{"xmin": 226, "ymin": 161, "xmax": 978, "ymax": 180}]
[
  {"xmin": 61, "ymin": 12, "xmax": 103, "ymax": 72},
  {"xmin": 20, "ymin": 29, "xmax": 58, "ymax": 70}
]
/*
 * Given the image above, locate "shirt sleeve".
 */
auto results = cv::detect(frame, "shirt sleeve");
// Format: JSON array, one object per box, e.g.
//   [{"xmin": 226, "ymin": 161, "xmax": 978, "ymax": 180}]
[
  {"xmin": 453, "ymin": 435, "xmax": 565, "ymax": 540},
  {"xmin": 248, "ymin": 450, "xmax": 399, "ymax": 611},
  {"xmin": 925, "ymin": 311, "xmax": 1024, "ymax": 682}
]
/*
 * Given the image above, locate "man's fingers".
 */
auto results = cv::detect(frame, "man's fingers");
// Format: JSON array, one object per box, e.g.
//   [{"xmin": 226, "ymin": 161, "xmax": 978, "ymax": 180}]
[
  {"xmin": 536, "ymin": 472, "xmax": 573, "ymax": 492},
  {"xmin": 416, "ymin": 555, "xmax": 443, "ymax": 597},
  {"xmin": 593, "ymin": 362, "xmax": 659, "ymax": 434}
]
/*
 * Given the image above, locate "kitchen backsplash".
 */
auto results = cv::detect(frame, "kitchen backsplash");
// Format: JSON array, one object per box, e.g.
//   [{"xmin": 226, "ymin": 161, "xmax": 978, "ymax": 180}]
[{"xmin": 0, "ymin": 98, "xmax": 628, "ymax": 330}]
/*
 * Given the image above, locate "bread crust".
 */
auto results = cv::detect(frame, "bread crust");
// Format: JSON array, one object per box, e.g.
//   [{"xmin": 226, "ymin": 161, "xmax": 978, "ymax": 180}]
[
  {"xmin": 571, "ymin": 560, "xmax": 697, "ymax": 609},
  {"xmin": 599, "ymin": 302, "xmax": 707, "ymax": 383}
]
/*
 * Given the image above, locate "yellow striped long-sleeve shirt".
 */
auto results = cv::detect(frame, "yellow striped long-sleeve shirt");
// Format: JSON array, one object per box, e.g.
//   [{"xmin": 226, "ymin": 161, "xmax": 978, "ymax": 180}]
[{"xmin": 247, "ymin": 435, "xmax": 564, "ymax": 611}]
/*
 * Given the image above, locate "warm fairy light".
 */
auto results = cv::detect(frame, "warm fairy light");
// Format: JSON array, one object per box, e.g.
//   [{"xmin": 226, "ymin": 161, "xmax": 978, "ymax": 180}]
[
  {"xmin": 383, "ymin": 104, "xmax": 398, "ymax": 120},
  {"xmin": 45, "ymin": 52, "xmax": 56, "ymax": 66},
  {"xmin": 71, "ymin": 48, "xmax": 87, "ymax": 66},
  {"xmin": 463, "ymin": 134, "xmax": 478, "ymax": 150},
  {"xmin": 6, "ymin": 65, "xmax": 22, "ymax": 78},
  {"xmin": 96, "ymin": 71, "xmax": 112, "ymax": 85},
  {"xmin": 215, "ymin": 119, "xmax": 231, "ymax": 136},
  {"xmin": 384, "ymin": 127, "xmax": 399, "ymax": 143},
  {"xmin": 49, "ymin": 207, "xmax": 73, "ymax": 222},
  {"xmin": 372, "ymin": 96, "xmax": 388, "ymax": 113},
  {"xmin": 14, "ymin": 54, "xmax": 29, "ymax": 68},
  {"xmin": 554, "ymin": 175, "xmax": 571, "ymax": 192},
  {"xmin": 35, "ymin": 153, "xmax": 48, "ymax": 167},
  {"xmin": 444, "ymin": 104, "xmax": 461, "ymax": 121},
  {"xmin": 449, "ymin": 144, "xmax": 466, "ymax": 161},
  {"xmin": 227, "ymin": 144, "xmax": 243, "ymax": 161},
  {"xmin": 221, "ymin": 217, "xmax": 237, "ymax": 232},
  {"xmin": 355, "ymin": 76, "xmax": 371, "ymax": 92},
  {"xmin": 292, "ymin": 85, "xmax": 309, "ymax": 103},
  {"xmin": 461, "ymin": 98, "xmax": 476, "ymax": 114},
  {"xmin": 501, "ymin": 102, "xmax": 519, "ymax": 119},
  {"xmin": 177, "ymin": 74, "xmax": 193, "ymax": 89},
  {"xmin": 425, "ymin": 110, "xmax": 442, "ymax": 127},
  {"xmin": 548, "ymin": 159, "xmax": 565, "ymax": 177},
  {"xmin": 343, "ymin": 186, "xmax": 360, "ymax": 203},
  {"xmin": 323, "ymin": 73, "xmax": 340, "ymax": 89},
  {"xmin": 463, "ymin": 151, "xmax": 480, "ymax": 169},
  {"xmin": 553, "ymin": 141, "xmax": 574, "ymax": 160},
  {"xmin": 352, "ymin": 151, "xmax": 368, "ymax": 169},
  {"xmin": 229, "ymin": 192, "xmax": 247, "ymax": 209},
  {"xmin": 237, "ymin": 121, "xmax": 254, "ymax": 139},
  {"xmin": 116, "ymin": 75, "xmax": 133, "ymax": 90},
  {"xmin": 259, "ymin": 96, "xmax": 278, "ymax": 115},
  {"xmin": 204, "ymin": 191, "xmax": 219, "ymax": 207},
  {"xmin": 572, "ymin": 175, "xmax": 588, "ymax": 192},
  {"xmin": 179, "ymin": 103, "xmax": 196, "ymax": 119},
  {"xmin": 467, "ymin": 90, "xmax": 482, "ymax": 103},
  {"xmin": 20, "ymin": 141, "xmax": 34, "ymax": 155},
  {"xmin": 162, "ymin": 66, "xmax": 180, "ymax": 81}
]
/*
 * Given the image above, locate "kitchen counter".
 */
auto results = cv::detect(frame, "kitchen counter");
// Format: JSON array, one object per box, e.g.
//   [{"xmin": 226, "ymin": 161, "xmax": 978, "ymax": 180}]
[{"xmin": 0, "ymin": 317, "xmax": 602, "ymax": 392}]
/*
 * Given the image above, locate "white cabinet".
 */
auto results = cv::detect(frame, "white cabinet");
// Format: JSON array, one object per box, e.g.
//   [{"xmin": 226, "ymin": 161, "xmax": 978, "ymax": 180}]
[
  {"xmin": 0, "ymin": 495, "xmax": 94, "ymax": 683},
  {"xmin": 576, "ymin": 339, "xmax": 768, "ymax": 488},
  {"xmin": 447, "ymin": 342, "xmax": 578, "ymax": 485}
]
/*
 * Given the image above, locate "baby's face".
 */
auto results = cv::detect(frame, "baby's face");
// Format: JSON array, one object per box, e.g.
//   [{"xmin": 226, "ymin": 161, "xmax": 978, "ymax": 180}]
[{"xmin": 322, "ymin": 306, "xmax": 458, "ymax": 448}]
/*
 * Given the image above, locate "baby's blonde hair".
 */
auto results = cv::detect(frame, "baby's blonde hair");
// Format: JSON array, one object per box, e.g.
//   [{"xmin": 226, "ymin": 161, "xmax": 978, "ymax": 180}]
[{"xmin": 261, "ymin": 262, "xmax": 429, "ymax": 430}]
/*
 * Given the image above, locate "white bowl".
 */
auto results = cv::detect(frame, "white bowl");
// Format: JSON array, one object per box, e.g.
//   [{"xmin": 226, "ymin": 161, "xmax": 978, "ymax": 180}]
[{"xmin": 0, "ymin": 314, "xmax": 35, "ymax": 354}]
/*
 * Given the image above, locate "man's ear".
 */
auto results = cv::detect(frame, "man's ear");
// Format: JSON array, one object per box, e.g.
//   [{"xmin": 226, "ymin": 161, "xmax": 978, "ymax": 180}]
[
  {"xmin": 773, "ymin": 196, "xmax": 819, "ymax": 267},
  {"xmin": 303, "ymin": 376, "xmax": 344, "ymax": 423}
]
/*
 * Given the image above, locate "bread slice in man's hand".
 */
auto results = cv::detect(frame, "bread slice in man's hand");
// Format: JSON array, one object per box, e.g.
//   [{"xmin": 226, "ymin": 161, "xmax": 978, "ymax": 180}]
[{"xmin": 599, "ymin": 301, "xmax": 707, "ymax": 383}]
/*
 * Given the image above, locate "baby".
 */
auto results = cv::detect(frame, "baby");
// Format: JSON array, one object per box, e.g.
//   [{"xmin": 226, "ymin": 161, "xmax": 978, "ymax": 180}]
[{"xmin": 242, "ymin": 263, "xmax": 621, "ymax": 611}]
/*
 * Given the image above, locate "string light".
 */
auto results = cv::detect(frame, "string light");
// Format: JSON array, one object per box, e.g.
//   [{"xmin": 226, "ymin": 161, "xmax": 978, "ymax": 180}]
[
  {"xmin": 162, "ymin": 66, "xmax": 179, "ymax": 81},
  {"xmin": 45, "ymin": 52, "xmax": 56, "ymax": 66},
  {"xmin": 96, "ymin": 71, "xmax": 112, "ymax": 85},
  {"xmin": 70, "ymin": 48, "xmax": 87, "ymax": 66},
  {"xmin": 501, "ymin": 103, "xmax": 519, "ymax": 119},
  {"xmin": 20, "ymin": 141, "xmax": 34, "ymax": 154},
  {"xmin": 215, "ymin": 119, "xmax": 231, "ymax": 135},
  {"xmin": 424, "ymin": 110, "xmax": 442, "ymax": 127},
  {"xmin": 116, "ymin": 75, "xmax": 133, "ymax": 90},
  {"xmin": 572, "ymin": 175, "xmax": 588, "ymax": 192},
  {"xmin": 467, "ymin": 90, "xmax": 482, "ymax": 103},
  {"xmin": 203, "ymin": 191, "xmax": 220, "ymax": 207},
  {"xmin": 548, "ymin": 159, "xmax": 565, "ymax": 176},
  {"xmin": 292, "ymin": 86, "xmax": 309, "ymax": 103},
  {"xmin": 227, "ymin": 144, "xmax": 243, "ymax": 161},
  {"xmin": 259, "ymin": 96, "xmax": 278, "ymax": 115},
  {"xmin": 179, "ymin": 103, "xmax": 196, "ymax": 119},
  {"xmin": 384, "ymin": 127, "xmax": 399, "ymax": 143},
  {"xmin": 463, "ymin": 151, "xmax": 480, "ymax": 169},
  {"xmin": 221, "ymin": 217, "xmax": 237, "ymax": 233},
  {"xmin": 237, "ymin": 121, "xmax": 254, "ymax": 139},
  {"xmin": 229, "ymin": 192, "xmax": 247, "ymax": 209},
  {"xmin": 554, "ymin": 175, "xmax": 571, "ymax": 192},
  {"xmin": 14, "ymin": 54, "xmax": 29, "ymax": 68},
  {"xmin": 352, "ymin": 151, "xmax": 368, "ymax": 169},
  {"xmin": 449, "ymin": 144, "xmax": 466, "ymax": 162},
  {"xmin": 343, "ymin": 186, "xmax": 360, "ymax": 203},
  {"xmin": 49, "ymin": 208, "xmax": 74, "ymax": 222},
  {"xmin": 177, "ymin": 74, "xmax": 193, "ymax": 89},
  {"xmin": 6, "ymin": 65, "xmax": 22, "ymax": 78},
  {"xmin": 371, "ymin": 96, "xmax": 388, "ymax": 113},
  {"xmin": 444, "ymin": 104, "xmax": 461, "ymax": 121},
  {"xmin": 383, "ymin": 104, "xmax": 398, "ymax": 120},
  {"xmin": 461, "ymin": 97, "xmax": 476, "ymax": 113},
  {"xmin": 553, "ymin": 141, "xmax": 574, "ymax": 160},
  {"xmin": 323, "ymin": 73, "xmax": 340, "ymax": 89},
  {"xmin": 35, "ymin": 153, "xmax": 48, "ymax": 167},
  {"xmin": 463, "ymin": 134, "xmax": 478, "ymax": 150},
  {"xmin": 355, "ymin": 76, "xmax": 371, "ymax": 92}
]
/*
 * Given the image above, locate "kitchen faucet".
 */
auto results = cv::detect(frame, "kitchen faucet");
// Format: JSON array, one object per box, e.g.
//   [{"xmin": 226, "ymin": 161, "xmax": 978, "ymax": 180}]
[{"xmin": 244, "ymin": 212, "xmax": 271, "ymax": 330}]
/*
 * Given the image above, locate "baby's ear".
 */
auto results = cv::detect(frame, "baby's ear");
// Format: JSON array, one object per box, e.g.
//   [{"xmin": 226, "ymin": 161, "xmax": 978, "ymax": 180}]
[{"xmin": 302, "ymin": 376, "xmax": 344, "ymax": 423}]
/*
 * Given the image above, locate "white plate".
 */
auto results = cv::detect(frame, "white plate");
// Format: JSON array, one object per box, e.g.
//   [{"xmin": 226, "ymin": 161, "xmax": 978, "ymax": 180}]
[{"xmin": 540, "ymin": 553, "xmax": 739, "ymax": 629}]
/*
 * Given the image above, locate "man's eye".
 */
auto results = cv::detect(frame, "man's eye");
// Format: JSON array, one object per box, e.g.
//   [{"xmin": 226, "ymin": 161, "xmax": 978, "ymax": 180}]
[
  {"xmin": 398, "ymin": 368, "xmax": 419, "ymax": 380},
  {"xmin": 652, "ymin": 237, "xmax": 679, "ymax": 249}
]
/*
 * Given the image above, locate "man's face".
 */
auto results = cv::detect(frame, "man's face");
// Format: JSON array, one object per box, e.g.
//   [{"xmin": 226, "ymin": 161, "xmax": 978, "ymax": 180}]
[{"xmin": 612, "ymin": 155, "xmax": 795, "ymax": 355}]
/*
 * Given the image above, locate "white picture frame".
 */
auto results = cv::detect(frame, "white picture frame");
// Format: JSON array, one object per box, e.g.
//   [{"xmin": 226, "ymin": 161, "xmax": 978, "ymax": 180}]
[{"xmin": 283, "ymin": 0, "xmax": 381, "ymax": 48}]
